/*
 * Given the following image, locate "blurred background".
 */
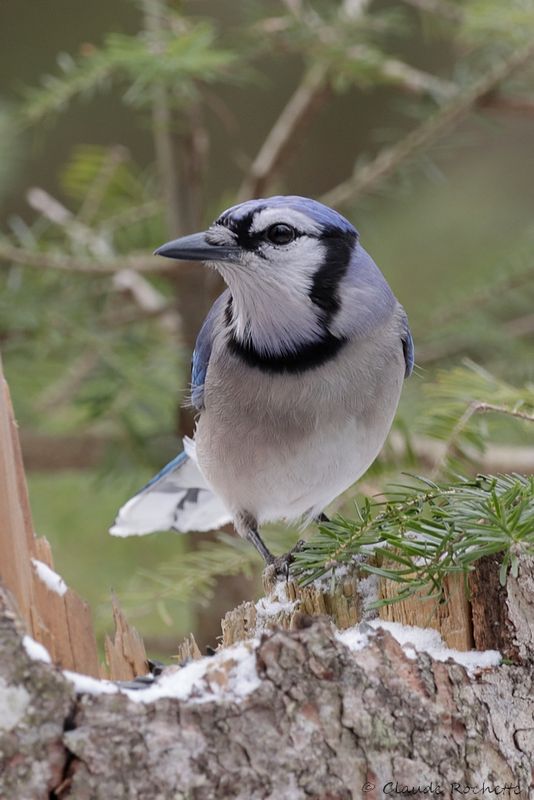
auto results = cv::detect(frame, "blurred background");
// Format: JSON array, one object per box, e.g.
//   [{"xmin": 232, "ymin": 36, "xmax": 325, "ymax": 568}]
[{"xmin": 0, "ymin": 0, "xmax": 533, "ymax": 656}]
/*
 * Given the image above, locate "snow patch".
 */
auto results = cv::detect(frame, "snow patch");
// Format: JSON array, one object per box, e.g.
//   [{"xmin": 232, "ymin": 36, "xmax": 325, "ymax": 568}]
[
  {"xmin": 63, "ymin": 671, "xmax": 119, "ymax": 696},
  {"xmin": 255, "ymin": 581, "xmax": 297, "ymax": 632},
  {"xmin": 125, "ymin": 640, "xmax": 261, "ymax": 705},
  {"xmin": 308, "ymin": 562, "xmax": 353, "ymax": 593},
  {"xmin": 335, "ymin": 626, "xmax": 371, "ymax": 652},
  {"xmin": 336, "ymin": 620, "xmax": 501, "ymax": 676},
  {"xmin": 23, "ymin": 635, "xmax": 52, "ymax": 664},
  {"xmin": 32, "ymin": 559, "xmax": 67, "ymax": 596},
  {"xmin": 427, "ymin": 646, "xmax": 502, "ymax": 672},
  {"xmin": 63, "ymin": 640, "xmax": 262, "ymax": 705},
  {"xmin": 307, "ymin": 559, "xmax": 381, "ymax": 598},
  {"xmin": 62, "ymin": 620, "xmax": 500, "ymax": 705},
  {"xmin": 368, "ymin": 620, "xmax": 443, "ymax": 652}
]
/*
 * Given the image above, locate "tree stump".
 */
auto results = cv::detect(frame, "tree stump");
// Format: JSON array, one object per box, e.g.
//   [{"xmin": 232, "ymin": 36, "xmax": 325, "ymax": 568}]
[
  {"xmin": 221, "ymin": 563, "xmax": 473, "ymax": 652},
  {"xmin": 1, "ymin": 581, "xmax": 533, "ymax": 799}
]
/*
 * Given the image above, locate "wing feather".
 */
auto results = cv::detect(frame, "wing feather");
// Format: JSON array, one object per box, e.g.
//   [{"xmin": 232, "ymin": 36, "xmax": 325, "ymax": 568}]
[
  {"xmin": 110, "ymin": 441, "xmax": 231, "ymax": 536},
  {"xmin": 401, "ymin": 315, "xmax": 414, "ymax": 378},
  {"xmin": 190, "ymin": 290, "xmax": 230, "ymax": 410}
]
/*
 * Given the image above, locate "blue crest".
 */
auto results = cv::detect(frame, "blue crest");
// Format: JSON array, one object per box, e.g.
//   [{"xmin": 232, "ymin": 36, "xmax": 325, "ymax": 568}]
[{"xmin": 218, "ymin": 195, "xmax": 358, "ymax": 237}]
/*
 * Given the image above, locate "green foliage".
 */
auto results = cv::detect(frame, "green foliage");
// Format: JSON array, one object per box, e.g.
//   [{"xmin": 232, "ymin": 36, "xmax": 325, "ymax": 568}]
[
  {"xmin": 418, "ymin": 362, "xmax": 534, "ymax": 474},
  {"xmin": 413, "ymin": 226, "xmax": 534, "ymax": 379},
  {"xmin": 463, "ymin": 0, "xmax": 534, "ymax": 49},
  {"xmin": 1, "ymin": 277, "xmax": 180, "ymax": 463},
  {"xmin": 252, "ymin": 3, "xmax": 419, "ymax": 94},
  {"xmin": 60, "ymin": 145, "xmax": 148, "ymax": 209},
  {"xmin": 21, "ymin": 19, "xmax": 236, "ymax": 124},
  {"xmin": 292, "ymin": 473, "xmax": 534, "ymax": 605},
  {"xmin": 0, "ymin": 141, "xmax": 178, "ymax": 459},
  {"xmin": 59, "ymin": 145, "xmax": 162, "ymax": 250}
]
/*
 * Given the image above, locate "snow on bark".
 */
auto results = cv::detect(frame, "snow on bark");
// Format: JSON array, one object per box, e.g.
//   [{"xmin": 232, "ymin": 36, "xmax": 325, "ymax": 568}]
[
  {"xmin": 1, "ymin": 583, "xmax": 533, "ymax": 800},
  {"xmin": 22, "ymin": 634, "xmax": 52, "ymax": 664},
  {"xmin": 31, "ymin": 557, "xmax": 68, "ymax": 596}
]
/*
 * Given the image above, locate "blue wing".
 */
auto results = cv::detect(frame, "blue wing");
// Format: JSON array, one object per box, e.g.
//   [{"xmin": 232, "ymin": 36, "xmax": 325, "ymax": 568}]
[
  {"xmin": 110, "ymin": 441, "xmax": 232, "ymax": 536},
  {"xmin": 401, "ymin": 316, "xmax": 415, "ymax": 378},
  {"xmin": 190, "ymin": 290, "xmax": 230, "ymax": 410}
]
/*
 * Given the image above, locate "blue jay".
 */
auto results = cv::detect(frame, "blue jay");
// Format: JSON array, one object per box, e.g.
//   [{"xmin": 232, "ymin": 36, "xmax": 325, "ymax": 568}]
[{"xmin": 110, "ymin": 196, "xmax": 413, "ymax": 570}]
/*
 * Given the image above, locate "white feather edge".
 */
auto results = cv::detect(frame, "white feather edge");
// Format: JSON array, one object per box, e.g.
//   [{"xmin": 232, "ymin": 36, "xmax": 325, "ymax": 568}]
[{"xmin": 109, "ymin": 437, "xmax": 232, "ymax": 537}]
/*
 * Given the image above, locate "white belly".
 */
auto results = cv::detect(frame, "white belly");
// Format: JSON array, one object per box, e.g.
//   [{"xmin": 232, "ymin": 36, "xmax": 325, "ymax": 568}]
[
  {"xmin": 194, "ymin": 332, "xmax": 405, "ymax": 524},
  {"xmin": 247, "ymin": 415, "xmax": 394, "ymax": 523}
]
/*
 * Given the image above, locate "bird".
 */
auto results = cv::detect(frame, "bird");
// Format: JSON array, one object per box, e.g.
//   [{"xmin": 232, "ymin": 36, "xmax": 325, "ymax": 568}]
[{"xmin": 110, "ymin": 195, "xmax": 414, "ymax": 571}]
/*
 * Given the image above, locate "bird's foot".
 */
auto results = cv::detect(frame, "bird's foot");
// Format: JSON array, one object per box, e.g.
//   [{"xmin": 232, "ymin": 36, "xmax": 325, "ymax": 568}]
[{"xmin": 267, "ymin": 539, "xmax": 306, "ymax": 580}]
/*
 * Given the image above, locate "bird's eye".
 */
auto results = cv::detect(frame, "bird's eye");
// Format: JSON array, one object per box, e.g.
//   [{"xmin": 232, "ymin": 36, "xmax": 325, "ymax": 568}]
[{"xmin": 266, "ymin": 223, "xmax": 296, "ymax": 245}]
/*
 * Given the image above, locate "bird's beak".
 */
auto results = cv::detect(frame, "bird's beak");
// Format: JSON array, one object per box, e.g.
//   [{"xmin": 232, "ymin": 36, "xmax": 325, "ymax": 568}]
[{"xmin": 154, "ymin": 231, "xmax": 239, "ymax": 263}]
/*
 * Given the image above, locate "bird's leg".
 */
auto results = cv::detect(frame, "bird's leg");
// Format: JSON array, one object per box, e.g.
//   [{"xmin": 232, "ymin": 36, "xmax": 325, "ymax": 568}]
[
  {"xmin": 236, "ymin": 512, "xmax": 275, "ymax": 565},
  {"xmin": 235, "ymin": 512, "xmax": 305, "ymax": 577},
  {"xmin": 263, "ymin": 514, "xmax": 330, "ymax": 579},
  {"xmin": 246, "ymin": 527, "xmax": 276, "ymax": 565}
]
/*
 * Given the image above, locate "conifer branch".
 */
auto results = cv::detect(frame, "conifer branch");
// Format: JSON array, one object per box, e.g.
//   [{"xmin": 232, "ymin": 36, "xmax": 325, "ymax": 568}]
[
  {"xmin": 321, "ymin": 43, "xmax": 534, "ymax": 208},
  {"xmin": 292, "ymin": 474, "xmax": 534, "ymax": 605}
]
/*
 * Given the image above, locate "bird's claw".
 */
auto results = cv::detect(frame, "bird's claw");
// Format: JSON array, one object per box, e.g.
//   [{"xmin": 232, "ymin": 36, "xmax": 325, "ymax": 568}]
[{"xmin": 269, "ymin": 539, "xmax": 306, "ymax": 580}]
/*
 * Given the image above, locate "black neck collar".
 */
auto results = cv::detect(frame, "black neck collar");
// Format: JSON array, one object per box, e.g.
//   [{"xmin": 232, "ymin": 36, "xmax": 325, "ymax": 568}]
[{"xmin": 226, "ymin": 329, "xmax": 347, "ymax": 374}]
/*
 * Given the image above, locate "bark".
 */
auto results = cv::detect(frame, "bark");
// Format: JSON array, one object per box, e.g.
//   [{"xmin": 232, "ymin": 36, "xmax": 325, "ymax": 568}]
[
  {"xmin": 0, "ymin": 593, "xmax": 75, "ymax": 799},
  {"xmin": 469, "ymin": 553, "xmax": 534, "ymax": 665},
  {"xmin": 1, "ymin": 584, "xmax": 533, "ymax": 800}
]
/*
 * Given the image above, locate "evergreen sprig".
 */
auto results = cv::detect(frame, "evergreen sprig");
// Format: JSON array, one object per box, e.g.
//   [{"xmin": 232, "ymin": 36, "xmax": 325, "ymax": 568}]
[
  {"xmin": 21, "ymin": 21, "xmax": 235, "ymax": 124},
  {"xmin": 292, "ymin": 474, "xmax": 534, "ymax": 606}
]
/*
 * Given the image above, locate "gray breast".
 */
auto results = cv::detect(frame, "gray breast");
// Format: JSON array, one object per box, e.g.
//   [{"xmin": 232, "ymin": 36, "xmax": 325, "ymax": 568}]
[{"xmin": 193, "ymin": 310, "xmax": 406, "ymax": 522}]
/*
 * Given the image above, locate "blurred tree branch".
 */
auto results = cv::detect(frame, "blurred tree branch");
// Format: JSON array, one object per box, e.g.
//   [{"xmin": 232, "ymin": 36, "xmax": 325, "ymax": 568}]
[
  {"xmin": 237, "ymin": 54, "xmax": 455, "ymax": 201},
  {"xmin": 0, "ymin": 242, "xmax": 168, "ymax": 274},
  {"xmin": 321, "ymin": 42, "xmax": 534, "ymax": 208},
  {"xmin": 143, "ymin": 0, "xmax": 182, "ymax": 236},
  {"xmin": 388, "ymin": 432, "xmax": 534, "ymax": 476},
  {"xmin": 432, "ymin": 402, "xmax": 534, "ymax": 478},
  {"xmin": 239, "ymin": 0, "xmax": 458, "ymax": 201},
  {"xmin": 400, "ymin": 0, "xmax": 463, "ymax": 23},
  {"xmin": 237, "ymin": 63, "xmax": 330, "ymax": 201}
]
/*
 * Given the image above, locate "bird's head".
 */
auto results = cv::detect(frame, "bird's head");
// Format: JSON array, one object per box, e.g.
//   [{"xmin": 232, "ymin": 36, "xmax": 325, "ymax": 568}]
[
  {"xmin": 156, "ymin": 196, "xmax": 392, "ymax": 359},
  {"xmin": 156, "ymin": 195, "xmax": 357, "ymax": 293}
]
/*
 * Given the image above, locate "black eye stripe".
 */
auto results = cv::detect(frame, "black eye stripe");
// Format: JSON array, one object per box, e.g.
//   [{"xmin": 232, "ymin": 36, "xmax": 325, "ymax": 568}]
[{"xmin": 215, "ymin": 210, "xmax": 353, "ymax": 252}]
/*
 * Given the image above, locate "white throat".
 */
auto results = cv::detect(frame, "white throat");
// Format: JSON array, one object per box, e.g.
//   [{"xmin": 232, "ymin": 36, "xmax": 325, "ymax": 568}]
[{"xmin": 219, "ymin": 261, "xmax": 324, "ymax": 356}]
